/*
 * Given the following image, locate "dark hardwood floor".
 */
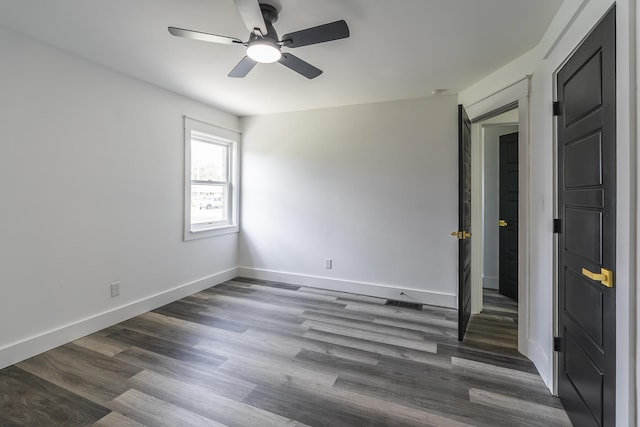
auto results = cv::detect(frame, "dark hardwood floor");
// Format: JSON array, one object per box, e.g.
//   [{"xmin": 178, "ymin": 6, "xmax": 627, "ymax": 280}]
[{"xmin": 0, "ymin": 279, "xmax": 570, "ymax": 426}]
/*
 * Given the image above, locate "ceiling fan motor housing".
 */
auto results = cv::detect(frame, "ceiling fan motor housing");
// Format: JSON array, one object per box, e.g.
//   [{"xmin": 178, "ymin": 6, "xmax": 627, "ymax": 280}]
[
  {"xmin": 260, "ymin": 4, "xmax": 279, "ymax": 24},
  {"xmin": 255, "ymin": 4, "xmax": 279, "ymax": 40}
]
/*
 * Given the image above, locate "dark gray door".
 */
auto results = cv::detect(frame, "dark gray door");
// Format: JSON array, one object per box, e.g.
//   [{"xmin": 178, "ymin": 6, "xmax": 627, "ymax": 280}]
[
  {"xmin": 557, "ymin": 7, "xmax": 616, "ymax": 427},
  {"xmin": 499, "ymin": 132, "xmax": 518, "ymax": 300},
  {"xmin": 457, "ymin": 104, "xmax": 472, "ymax": 341}
]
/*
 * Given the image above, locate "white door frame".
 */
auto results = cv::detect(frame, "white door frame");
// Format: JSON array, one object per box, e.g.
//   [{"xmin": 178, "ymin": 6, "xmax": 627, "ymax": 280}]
[{"xmin": 466, "ymin": 76, "xmax": 531, "ymax": 356}]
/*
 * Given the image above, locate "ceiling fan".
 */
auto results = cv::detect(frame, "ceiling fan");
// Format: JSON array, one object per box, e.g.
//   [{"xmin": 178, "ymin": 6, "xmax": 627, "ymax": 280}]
[{"xmin": 168, "ymin": 0, "xmax": 350, "ymax": 79}]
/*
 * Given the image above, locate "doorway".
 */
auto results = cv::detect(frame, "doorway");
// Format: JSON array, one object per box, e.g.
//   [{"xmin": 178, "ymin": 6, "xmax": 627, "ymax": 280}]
[
  {"xmin": 458, "ymin": 107, "xmax": 520, "ymax": 345},
  {"xmin": 476, "ymin": 110, "xmax": 519, "ymax": 312},
  {"xmin": 465, "ymin": 77, "xmax": 531, "ymax": 356},
  {"xmin": 460, "ymin": 107, "xmax": 521, "ymax": 348}
]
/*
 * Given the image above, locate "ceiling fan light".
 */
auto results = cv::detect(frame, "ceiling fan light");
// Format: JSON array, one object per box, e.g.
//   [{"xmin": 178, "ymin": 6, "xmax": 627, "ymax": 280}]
[{"xmin": 247, "ymin": 41, "xmax": 281, "ymax": 63}]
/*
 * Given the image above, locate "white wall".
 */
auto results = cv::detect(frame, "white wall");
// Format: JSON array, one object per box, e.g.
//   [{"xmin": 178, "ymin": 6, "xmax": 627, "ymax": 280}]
[
  {"xmin": 239, "ymin": 96, "xmax": 459, "ymax": 307},
  {"xmin": 460, "ymin": 0, "xmax": 636, "ymax": 423},
  {"xmin": 482, "ymin": 125, "xmax": 519, "ymax": 290},
  {"xmin": 0, "ymin": 26, "xmax": 240, "ymax": 368}
]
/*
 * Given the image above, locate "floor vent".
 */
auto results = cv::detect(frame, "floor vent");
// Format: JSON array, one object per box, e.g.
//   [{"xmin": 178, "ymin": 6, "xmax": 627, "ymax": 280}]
[{"xmin": 385, "ymin": 300, "xmax": 423, "ymax": 310}]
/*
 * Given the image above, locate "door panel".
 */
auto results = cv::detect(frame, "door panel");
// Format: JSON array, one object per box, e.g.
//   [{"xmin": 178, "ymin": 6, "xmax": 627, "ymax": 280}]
[
  {"xmin": 557, "ymin": 7, "xmax": 615, "ymax": 427},
  {"xmin": 564, "ymin": 333, "xmax": 604, "ymax": 422},
  {"xmin": 457, "ymin": 104, "xmax": 471, "ymax": 342},
  {"xmin": 564, "ymin": 269, "xmax": 603, "ymax": 345},
  {"xmin": 564, "ymin": 208, "xmax": 603, "ymax": 262},
  {"xmin": 499, "ymin": 132, "xmax": 518, "ymax": 300},
  {"xmin": 564, "ymin": 52, "xmax": 603, "ymax": 126},
  {"xmin": 564, "ymin": 134, "xmax": 603, "ymax": 187}
]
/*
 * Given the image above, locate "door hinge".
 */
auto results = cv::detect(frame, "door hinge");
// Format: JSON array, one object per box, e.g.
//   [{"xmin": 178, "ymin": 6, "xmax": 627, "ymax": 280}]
[
  {"xmin": 553, "ymin": 218, "xmax": 562, "ymax": 233},
  {"xmin": 553, "ymin": 337, "xmax": 562, "ymax": 352},
  {"xmin": 553, "ymin": 101, "xmax": 562, "ymax": 116}
]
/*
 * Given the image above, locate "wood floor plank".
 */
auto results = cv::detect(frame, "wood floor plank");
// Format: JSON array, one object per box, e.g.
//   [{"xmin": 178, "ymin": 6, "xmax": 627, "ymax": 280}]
[
  {"xmin": 214, "ymin": 281, "xmax": 258, "ymax": 293},
  {"xmin": 437, "ymin": 343, "xmax": 537, "ymax": 374},
  {"xmin": 0, "ymin": 366, "xmax": 110, "ymax": 426},
  {"xmin": 93, "ymin": 411, "xmax": 147, "ymax": 427},
  {"xmin": 333, "ymin": 370, "xmax": 550, "ymax": 427},
  {"xmin": 109, "ymin": 389, "xmax": 225, "ymax": 427},
  {"xmin": 373, "ymin": 312, "xmax": 459, "ymax": 332},
  {"xmin": 468, "ymin": 389, "xmax": 572, "ymax": 427},
  {"xmin": 450, "ymin": 356, "xmax": 545, "ymax": 386},
  {"xmin": 197, "ymin": 292, "xmax": 306, "ymax": 316},
  {"xmin": 71, "ymin": 334, "xmax": 129, "ymax": 357},
  {"xmin": 152, "ymin": 301, "xmax": 249, "ymax": 333},
  {"xmin": 197, "ymin": 295, "xmax": 309, "ymax": 328},
  {"xmin": 375, "ymin": 354, "xmax": 563, "ymax": 410},
  {"xmin": 346, "ymin": 300, "xmax": 458, "ymax": 324},
  {"xmin": 136, "ymin": 311, "xmax": 303, "ymax": 359},
  {"xmin": 117, "ymin": 314, "xmax": 208, "ymax": 347},
  {"xmin": 200, "ymin": 305, "xmax": 309, "ymax": 336},
  {"xmin": 196, "ymin": 332, "xmax": 302, "ymax": 360},
  {"xmin": 303, "ymin": 328, "xmax": 440, "ymax": 364},
  {"xmin": 243, "ymin": 380, "xmax": 473, "ymax": 427},
  {"xmin": 129, "ymin": 370, "xmax": 308, "ymax": 427},
  {"xmin": 213, "ymin": 345, "xmax": 339, "ymax": 389},
  {"xmin": 302, "ymin": 310, "xmax": 427, "ymax": 340},
  {"xmin": 228, "ymin": 281, "xmax": 341, "ymax": 304},
  {"xmin": 302, "ymin": 305, "xmax": 379, "ymax": 323},
  {"xmin": 113, "ymin": 346, "xmax": 255, "ymax": 401},
  {"xmin": 107, "ymin": 328, "xmax": 227, "ymax": 367},
  {"xmin": 231, "ymin": 277, "xmax": 301, "ymax": 290},
  {"xmin": 210, "ymin": 285, "xmax": 350, "ymax": 312},
  {"xmin": 241, "ymin": 328, "xmax": 381, "ymax": 366},
  {"xmin": 201, "ymin": 297, "xmax": 308, "ymax": 326},
  {"xmin": 303, "ymin": 319, "xmax": 438, "ymax": 353},
  {"xmin": 334, "ymin": 370, "xmax": 521, "ymax": 426},
  {"xmin": 297, "ymin": 286, "xmax": 386, "ymax": 304},
  {"xmin": 16, "ymin": 343, "xmax": 141, "ymax": 406}
]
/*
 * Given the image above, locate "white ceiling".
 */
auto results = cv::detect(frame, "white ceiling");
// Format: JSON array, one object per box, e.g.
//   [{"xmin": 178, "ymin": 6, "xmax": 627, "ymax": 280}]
[{"xmin": 0, "ymin": 0, "xmax": 563, "ymax": 116}]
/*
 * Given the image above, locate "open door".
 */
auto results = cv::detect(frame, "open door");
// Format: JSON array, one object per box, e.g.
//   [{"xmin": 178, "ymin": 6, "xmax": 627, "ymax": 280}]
[
  {"xmin": 456, "ymin": 104, "xmax": 472, "ymax": 341},
  {"xmin": 556, "ymin": 7, "xmax": 616, "ymax": 427}
]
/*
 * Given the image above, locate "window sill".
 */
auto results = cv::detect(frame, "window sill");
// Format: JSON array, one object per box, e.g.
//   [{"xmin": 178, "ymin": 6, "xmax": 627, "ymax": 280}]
[{"xmin": 184, "ymin": 224, "xmax": 239, "ymax": 241}]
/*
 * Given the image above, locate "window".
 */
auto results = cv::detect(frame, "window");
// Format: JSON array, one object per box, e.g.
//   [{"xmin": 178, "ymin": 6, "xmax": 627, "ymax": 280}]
[{"xmin": 184, "ymin": 117, "xmax": 239, "ymax": 240}]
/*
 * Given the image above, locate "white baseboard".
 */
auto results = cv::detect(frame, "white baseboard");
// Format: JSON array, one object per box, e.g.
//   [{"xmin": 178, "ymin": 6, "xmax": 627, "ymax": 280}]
[
  {"xmin": 237, "ymin": 267, "xmax": 457, "ymax": 308},
  {"xmin": 0, "ymin": 267, "xmax": 238, "ymax": 370},
  {"xmin": 482, "ymin": 276, "xmax": 499, "ymax": 289},
  {"xmin": 528, "ymin": 338, "xmax": 553, "ymax": 393}
]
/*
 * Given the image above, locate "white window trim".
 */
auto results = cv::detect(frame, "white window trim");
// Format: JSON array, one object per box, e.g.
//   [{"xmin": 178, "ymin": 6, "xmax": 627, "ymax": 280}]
[{"xmin": 184, "ymin": 116, "xmax": 239, "ymax": 241}]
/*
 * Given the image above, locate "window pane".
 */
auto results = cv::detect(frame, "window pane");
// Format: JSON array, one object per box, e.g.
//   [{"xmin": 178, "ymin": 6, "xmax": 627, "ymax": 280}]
[
  {"xmin": 184, "ymin": 117, "xmax": 238, "ymax": 240},
  {"xmin": 191, "ymin": 140, "xmax": 228, "ymax": 182},
  {"xmin": 191, "ymin": 184, "xmax": 228, "ymax": 227}
]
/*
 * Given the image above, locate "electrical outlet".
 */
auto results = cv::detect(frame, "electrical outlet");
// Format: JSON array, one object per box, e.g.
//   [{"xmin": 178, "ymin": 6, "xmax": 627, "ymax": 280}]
[
  {"xmin": 325, "ymin": 259, "xmax": 332, "ymax": 269},
  {"xmin": 111, "ymin": 282, "xmax": 120, "ymax": 297}
]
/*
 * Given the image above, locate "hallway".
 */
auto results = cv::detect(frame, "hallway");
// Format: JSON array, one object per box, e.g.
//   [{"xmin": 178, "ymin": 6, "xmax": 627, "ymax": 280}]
[{"xmin": 465, "ymin": 289, "xmax": 519, "ymax": 351}]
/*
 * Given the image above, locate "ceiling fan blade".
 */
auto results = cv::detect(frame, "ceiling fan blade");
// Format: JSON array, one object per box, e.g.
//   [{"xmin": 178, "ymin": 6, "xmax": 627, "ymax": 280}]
[
  {"xmin": 228, "ymin": 56, "xmax": 257, "ymax": 78},
  {"xmin": 278, "ymin": 53, "xmax": 322, "ymax": 79},
  {"xmin": 281, "ymin": 20, "xmax": 350, "ymax": 48},
  {"xmin": 168, "ymin": 27, "xmax": 244, "ymax": 45},
  {"xmin": 233, "ymin": 0, "xmax": 267, "ymax": 35}
]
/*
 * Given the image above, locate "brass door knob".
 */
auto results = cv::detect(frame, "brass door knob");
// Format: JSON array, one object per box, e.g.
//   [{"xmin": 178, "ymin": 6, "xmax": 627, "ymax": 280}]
[
  {"xmin": 451, "ymin": 231, "xmax": 472, "ymax": 240},
  {"xmin": 499, "ymin": 219, "xmax": 508, "ymax": 227},
  {"xmin": 581, "ymin": 267, "xmax": 614, "ymax": 288}
]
